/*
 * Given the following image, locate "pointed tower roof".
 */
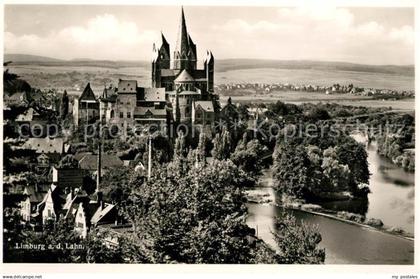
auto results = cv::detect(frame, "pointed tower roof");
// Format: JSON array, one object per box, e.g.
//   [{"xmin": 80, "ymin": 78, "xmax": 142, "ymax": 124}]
[
  {"xmin": 161, "ymin": 32, "xmax": 170, "ymax": 48},
  {"xmin": 175, "ymin": 7, "xmax": 190, "ymax": 57},
  {"xmin": 160, "ymin": 32, "xmax": 170, "ymax": 57},
  {"xmin": 79, "ymin": 83, "xmax": 96, "ymax": 102}
]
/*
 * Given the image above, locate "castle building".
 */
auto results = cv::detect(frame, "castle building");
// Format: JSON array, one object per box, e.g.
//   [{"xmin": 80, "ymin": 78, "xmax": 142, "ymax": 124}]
[
  {"xmin": 74, "ymin": 7, "xmax": 218, "ymax": 129},
  {"xmin": 99, "ymin": 80, "xmax": 168, "ymax": 127},
  {"xmin": 152, "ymin": 7, "xmax": 217, "ymax": 124},
  {"xmin": 73, "ymin": 83, "xmax": 100, "ymax": 126}
]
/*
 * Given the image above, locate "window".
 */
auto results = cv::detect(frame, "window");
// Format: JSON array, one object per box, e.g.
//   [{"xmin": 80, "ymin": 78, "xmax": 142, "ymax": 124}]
[
  {"xmin": 120, "ymin": 112, "xmax": 124, "ymax": 118},
  {"xmin": 127, "ymin": 112, "xmax": 131, "ymax": 118},
  {"xmin": 110, "ymin": 110, "xmax": 115, "ymax": 118}
]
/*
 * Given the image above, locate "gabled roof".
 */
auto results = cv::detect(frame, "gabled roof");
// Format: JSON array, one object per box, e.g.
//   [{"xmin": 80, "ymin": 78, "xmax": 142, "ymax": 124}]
[
  {"xmin": 118, "ymin": 80, "xmax": 137, "ymax": 93},
  {"xmin": 78, "ymin": 154, "xmax": 124, "ymax": 170},
  {"xmin": 79, "ymin": 83, "xmax": 97, "ymax": 102},
  {"xmin": 91, "ymin": 203, "xmax": 116, "ymax": 224},
  {"xmin": 195, "ymin": 101, "xmax": 214, "ymax": 113},
  {"xmin": 175, "ymin": 69, "xmax": 194, "ymax": 82},
  {"xmin": 22, "ymin": 137, "xmax": 64, "ymax": 154},
  {"xmin": 101, "ymin": 86, "xmax": 117, "ymax": 100},
  {"xmin": 134, "ymin": 107, "xmax": 167, "ymax": 117},
  {"xmin": 24, "ymin": 184, "xmax": 49, "ymax": 203},
  {"xmin": 143, "ymin": 88, "xmax": 165, "ymax": 102}
]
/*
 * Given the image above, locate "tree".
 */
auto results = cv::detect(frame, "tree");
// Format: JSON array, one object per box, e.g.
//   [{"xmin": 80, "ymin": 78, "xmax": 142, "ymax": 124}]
[
  {"xmin": 273, "ymin": 212, "xmax": 325, "ymax": 264},
  {"xmin": 211, "ymin": 127, "xmax": 232, "ymax": 160},
  {"xmin": 336, "ymin": 138, "xmax": 369, "ymax": 186},
  {"xmin": 123, "ymin": 159, "xmax": 257, "ymax": 263},
  {"xmin": 57, "ymin": 154, "xmax": 79, "ymax": 169},
  {"xmin": 306, "ymin": 107, "xmax": 330, "ymax": 121},
  {"xmin": 231, "ymin": 137, "xmax": 267, "ymax": 176},
  {"xmin": 272, "ymin": 143, "xmax": 319, "ymax": 199},
  {"xmin": 321, "ymin": 147, "xmax": 351, "ymax": 191},
  {"xmin": 60, "ymin": 90, "xmax": 69, "ymax": 120}
]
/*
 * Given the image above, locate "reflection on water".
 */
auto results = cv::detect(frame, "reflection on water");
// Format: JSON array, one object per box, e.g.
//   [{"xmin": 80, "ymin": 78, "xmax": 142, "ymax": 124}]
[
  {"xmin": 246, "ymin": 138, "xmax": 415, "ymax": 264},
  {"xmin": 247, "ymin": 199, "xmax": 414, "ymax": 264},
  {"xmin": 317, "ymin": 141, "xmax": 415, "ymax": 233}
]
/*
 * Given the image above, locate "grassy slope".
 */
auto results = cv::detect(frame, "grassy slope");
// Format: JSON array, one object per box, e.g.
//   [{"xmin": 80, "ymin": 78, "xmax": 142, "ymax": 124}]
[{"xmin": 5, "ymin": 54, "xmax": 414, "ymax": 76}]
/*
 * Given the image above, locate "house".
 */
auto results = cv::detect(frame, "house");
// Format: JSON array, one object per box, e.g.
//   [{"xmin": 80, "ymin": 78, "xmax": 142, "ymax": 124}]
[
  {"xmin": 99, "ymin": 80, "xmax": 169, "ymax": 127},
  {"xmin": 73, "ymin": 83, "xmax": 100, "ymax": 125},
  {"xmin": 20, "ymin": 184, "xmax": 49, "ymax": 223},
  {"xmin": 37, "ymin": 184, "xmax": 67, "ymax": 224},
  {"xmin": 73, "ymin": 195, "xmax": 118, "ymax": 238},
  {"xmin": 192, "ymin": 101, "xmax": 215, "ymax": 125},
  {"xmin": 52, "ymin": 167, "xmax": 85, "ymax": 190},
  {"xmin": 78, "ymin": 153, "xmax": 124, "ymax": 173},
  {"xmin": 220, "ymin": 98, "xmax": 239, "ymax": 123},
  {"xmin": 21, "ymin": 137, "xmax": 65, "ymax": 165}
]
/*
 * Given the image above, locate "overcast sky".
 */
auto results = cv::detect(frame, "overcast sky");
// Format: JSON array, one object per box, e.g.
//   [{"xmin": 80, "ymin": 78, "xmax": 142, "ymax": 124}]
[{"xmin": 4, "ymin": 5, "xmax": 415, "ymax": 65}]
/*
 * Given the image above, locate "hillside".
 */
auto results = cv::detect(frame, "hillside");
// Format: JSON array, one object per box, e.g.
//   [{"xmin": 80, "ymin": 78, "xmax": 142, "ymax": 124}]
[
  {"xmin": 215, "ymin": 59, "xmax": 414, "ymax": 76},
  {"xmin": 4, "ymin": 54, "xmax": 414, "ymax": 76},
  {"xmin": 4, "ymin": 54, "xmax": 149, "ymax": 68}
]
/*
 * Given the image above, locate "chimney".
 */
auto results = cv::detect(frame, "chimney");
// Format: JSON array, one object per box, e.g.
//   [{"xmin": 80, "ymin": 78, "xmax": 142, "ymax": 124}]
[
  {"xmin": 148, "ymin": 136, "xmax": 152, "ymax": 180},
  {"xmin": 96, "ymin": 138, "xmax": 101, "ymax": 192}
]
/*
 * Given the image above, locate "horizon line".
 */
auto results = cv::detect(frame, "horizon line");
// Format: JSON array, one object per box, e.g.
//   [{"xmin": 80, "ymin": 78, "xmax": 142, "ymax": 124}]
[{"xmin": 3, "ymin": 53, "xmax": 415, "ymax": 67}]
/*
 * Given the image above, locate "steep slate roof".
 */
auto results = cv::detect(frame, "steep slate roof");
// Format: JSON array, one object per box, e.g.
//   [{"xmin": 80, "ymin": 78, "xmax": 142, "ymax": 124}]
[
  {"xmin": 175, "ymin": 7, "xmax": 190, "ymax": 58},
  {"xmin": 195, "ymin": 101, "xmax": 214, "ymax": 112},
  {"xmin": 74, "ymin": 152, "xmax": 91, "ymax": 161},
  {"xmin": 101, "ymin": 86, "xmax": 117, "ymax": 101},
  {"xmin": 118, "ymin": 80, "xmax": 137, "ymax": 93},
  {"xmin": 23, "ymin": 137, "xmax": 64, "ymax": 154},
  {"xmin": 24, "ymin": 184, "xmax": 49, "ymax": 203},
  {"xmin": 134, "ymin": 107, "xmax": 167, "ymax": 117},
  {"xmin": 144, "ymin": 88, "xmax": 165, "ymax": 102},
  {"xmin": 175, "ymin": 69, "xmax": 194, "ymax": 82},
  {"xmin": 91, "ymin": 203, "xmax": 116, "ymax": 224},
  {"xmin": 78, "ymin": 154, "xmax": 124, "ymax": 170},
  {"xmin": 79, "ymin": 83, "xmax": 97, "ymax": 102}
]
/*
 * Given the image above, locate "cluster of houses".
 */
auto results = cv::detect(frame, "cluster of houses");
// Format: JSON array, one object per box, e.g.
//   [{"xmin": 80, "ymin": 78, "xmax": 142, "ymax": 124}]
[
  {"xmin": 4, "ymin": 7, "xmax": 224, "ymax": 240},
  {"xmin": 215, "ymin": 82, "xmax": 414, "ymax": 98}
]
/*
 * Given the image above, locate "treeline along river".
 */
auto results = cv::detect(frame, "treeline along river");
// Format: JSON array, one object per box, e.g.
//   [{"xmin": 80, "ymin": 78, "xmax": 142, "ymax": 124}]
[{"xmin": 246, "ymin": 136, "xmax": 414, "ymax": 264}]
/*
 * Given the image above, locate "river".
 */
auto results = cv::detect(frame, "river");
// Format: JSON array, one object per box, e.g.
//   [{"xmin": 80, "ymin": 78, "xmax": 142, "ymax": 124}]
[{"xmin": 246, "ymin": 140, "xmax": 415, "ymax": 264}]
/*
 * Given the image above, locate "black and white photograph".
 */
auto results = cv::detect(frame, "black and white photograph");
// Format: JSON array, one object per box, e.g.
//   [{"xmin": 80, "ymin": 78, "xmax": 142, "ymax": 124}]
[{"xmin": 1, "ymin": 0, "xmax": 418, "ymax": 277}]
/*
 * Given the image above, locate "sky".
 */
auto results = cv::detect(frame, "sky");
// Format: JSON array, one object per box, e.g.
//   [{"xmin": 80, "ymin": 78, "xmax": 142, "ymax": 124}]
[{"xmin": 4, "ymin": 5, "xmax": 415, "ymax": 65}]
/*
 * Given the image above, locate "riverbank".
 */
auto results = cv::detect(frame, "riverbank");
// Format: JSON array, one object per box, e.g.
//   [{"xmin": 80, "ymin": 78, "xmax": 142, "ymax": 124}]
[
  {"xmin": 280, "ymin": 200, "xmax": 414, "ymax": 241},
  {"xmin": 245, "ymin": 188, "xmax": 414, "ymax": 241}
]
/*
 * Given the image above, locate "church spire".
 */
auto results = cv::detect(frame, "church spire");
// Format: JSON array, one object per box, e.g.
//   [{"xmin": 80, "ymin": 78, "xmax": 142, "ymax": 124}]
[
  {"xmin": 174, "ymin": 7, "xmax": 196, "ymax": 70},
  {"xmin": 175, "ymin": 6, "xmax": 189, "ymax": 56}
]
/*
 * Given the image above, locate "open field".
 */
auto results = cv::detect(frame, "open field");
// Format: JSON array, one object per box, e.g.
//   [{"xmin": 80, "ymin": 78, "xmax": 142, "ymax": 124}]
[
  {"xmin": 5, "ymin": 56, "xmax": 415, "ymax": 110},
  {"xmin": 220, "ymin": 92, "xmax": 415, "ymax": 111},
  {"xmin": 216, "ymin": 68, "xmax": 414, "ymax": 91}
]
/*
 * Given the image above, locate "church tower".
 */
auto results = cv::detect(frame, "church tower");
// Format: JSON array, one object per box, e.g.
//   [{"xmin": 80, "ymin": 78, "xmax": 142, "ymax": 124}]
[
  {"xmin": 152, "ymin": 33, "xmax": 171, "ymax": 88},
  {"xmin": 204, "ymin": 51, "xmax": 214, "ymax": 93},
  {"xmin": 173, "ymin": 7, "xmax": 197, "ymax": 71}
]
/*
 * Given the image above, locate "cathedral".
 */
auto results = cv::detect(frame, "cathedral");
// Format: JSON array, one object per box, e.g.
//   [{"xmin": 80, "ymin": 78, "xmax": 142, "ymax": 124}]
[
  {"xmin": 152, "ymin": 7, "xmax": 218, "ymax": 124},
  {"xmin": 74, "ymin": 7, "xmax": 218, "ymax": 129}
]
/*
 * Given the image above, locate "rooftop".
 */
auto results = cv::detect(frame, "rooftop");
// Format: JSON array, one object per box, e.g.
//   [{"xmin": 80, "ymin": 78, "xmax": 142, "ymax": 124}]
[{"xmin": 118, "ymin": 80, "xmax": 137, "ymax": 94}]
